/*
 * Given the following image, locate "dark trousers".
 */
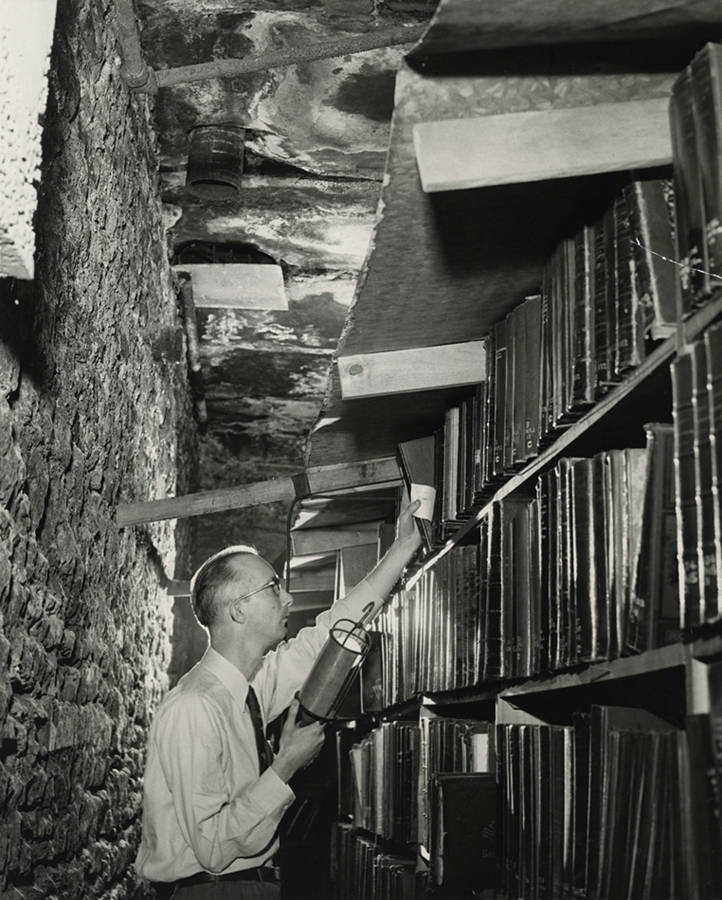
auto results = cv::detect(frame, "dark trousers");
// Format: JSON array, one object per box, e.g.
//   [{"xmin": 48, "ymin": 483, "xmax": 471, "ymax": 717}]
[{"xmin": 170, "ymin": 882, "xmax": 281, "ymax": 899}]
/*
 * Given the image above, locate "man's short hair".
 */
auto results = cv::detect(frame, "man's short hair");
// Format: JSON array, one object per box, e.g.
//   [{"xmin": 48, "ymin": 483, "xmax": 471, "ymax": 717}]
[{"xmin": 190, "ymin": 545, "xmax": 259, "ymax": 628}]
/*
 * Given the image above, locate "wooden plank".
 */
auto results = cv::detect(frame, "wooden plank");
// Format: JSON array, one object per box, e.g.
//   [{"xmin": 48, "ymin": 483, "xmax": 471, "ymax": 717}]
[
  {"xmin": 291, "ymin": 522, "xmax": 383, "ymax": 556},
  {"xmin": 337, "ymin": 340, "xmax": 487, "ymax": 399},
  {"xmin": 413, "ymin": 98, "xmax": 672, "ymax": 193},
  {"xmin": 171, "ymin": 263, "xmax": 288, "ymax": 309},
  {"xmin": 305, "ymin": 456, "xmax": 401, "ymax": 493},
  {"xmin": 500, "ymin": 644, "xmax": 687, "ymax": 698},
  {"xmin": 292, "ymin": 495, "xmax": 396, "ymax": 530},
  {"xmin": 408, "ymin": 0, "xmax": 721, "ymax": 59},
  {"xmin": 117, "ymin": 456, "xmax": 400, "ymax": 526},
  {"xmin": 288, "ymin": 555, "xmax": 338, "ymax": 592}
]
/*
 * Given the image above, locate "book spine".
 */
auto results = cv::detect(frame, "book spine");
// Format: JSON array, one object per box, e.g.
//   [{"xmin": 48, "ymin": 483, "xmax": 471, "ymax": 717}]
[
  {"xmin": 691, "ymin": 45, "xmax": 722, "ymax": 293},
  {"xmin": 705, "ymin": 323, "xmax": 722, "ymax": 621},
  {"xmin": 503, "ymin": 307, "xmax": 517, "ymax": 474},
  {"xmin": 524, "ymin": 295, "xmax": 543, "ymax": 461},
  {"xmin": 614, "ymin": 191, "xmax": 645, "ymax": 374},
  {"xmin": 492, "ymin": 321, "xmax": 507, "ymax": 481},
  {"xmin": 670, "ymin": 65, "xmax": 708, "ymax": 311},
  {"xmin": 672, "ymin": 353, "xmax": 702, "ymax": 629},
  {"xmin": 593, "ymin": 212, "xmax": 612, "ymax": 396},
  {"xmin": 625, "ymin": 179, "xmax": 677, "ymax": 340},
  {"xmin": 572, "ymin": 224, "xmax": 596, "ymax": 406},
  {"xmin": 691, "ymin": 339, "xmax": 719, "ymax": 622}
]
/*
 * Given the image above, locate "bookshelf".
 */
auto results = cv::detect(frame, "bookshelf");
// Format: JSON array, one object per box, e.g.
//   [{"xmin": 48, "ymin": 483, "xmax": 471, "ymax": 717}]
[
  {"xmin": 295, "ymin": 7, "xmax": 722, "ymax": 898},
  {"xmin": 407, "ymin": 292, "xmax": 722, "ymax": 588}
]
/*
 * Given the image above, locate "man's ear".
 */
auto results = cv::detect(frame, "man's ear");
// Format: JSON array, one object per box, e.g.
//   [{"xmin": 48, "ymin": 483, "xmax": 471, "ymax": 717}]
[{"xmin": 228, "ymin": 597, "xmax": 247, "ymax": 625}]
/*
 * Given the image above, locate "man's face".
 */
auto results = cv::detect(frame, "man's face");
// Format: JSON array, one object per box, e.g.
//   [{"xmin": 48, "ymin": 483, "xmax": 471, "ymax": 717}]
[{"xmin": 230, "ymin": 557, "xmax": 293, "ymax": 650}]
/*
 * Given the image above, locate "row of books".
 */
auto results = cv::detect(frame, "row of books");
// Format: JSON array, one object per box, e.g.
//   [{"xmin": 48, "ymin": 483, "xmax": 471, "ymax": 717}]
[
  {"xmin": 384, "ymin": 429, "xmax": 681, "ymax": 704},
  {"xmin": 341, "ymin": 717, "xmax": 497, "ymax": 896},
  {"xmin": 374, "ymin": 544, "xmax": 481, "ymax": 707},
  {"xmin": 344, "ymin": 717, "xmax": 494, "ymax": 847},
  {"xmin": 349, "ymin": 721, "xmax": 419, "ymax": 844},
  {"xmin": 418, "ymin": 716, "xmax": 495, "ymax": 851},
  {"xmin": 331, "ymin": 823, "xmax": 415, "ymax": 900},
  {"xmin": 672, "ymin": 320, "xmax": 722, "ymax": 629},
  {"xmin": 498, "ymin": 701, "xmax": 722, "ymax": 900},
  {"xmin": 406, "ymin": 176, "xmax": 678, "ymax": 535},
  {"xmin": 670, "ymin": 42, "xmax": 722, "ymax": 314},
  {"xmin": 484, "ymin": 439, "xmax": 679, "ymax": 680}
]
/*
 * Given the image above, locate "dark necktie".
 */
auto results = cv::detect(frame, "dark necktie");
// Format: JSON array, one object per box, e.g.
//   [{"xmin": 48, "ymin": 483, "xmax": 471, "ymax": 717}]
[{"xmin": 246, "ymin": 685, "xmax": 273, "ymax": 773}]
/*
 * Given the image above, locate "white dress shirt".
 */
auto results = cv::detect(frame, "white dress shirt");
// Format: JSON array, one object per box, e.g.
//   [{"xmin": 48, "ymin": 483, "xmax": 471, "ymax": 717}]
[{"xmin": 134, "ymin": 578, "xmax": 381, "ymax": 883}]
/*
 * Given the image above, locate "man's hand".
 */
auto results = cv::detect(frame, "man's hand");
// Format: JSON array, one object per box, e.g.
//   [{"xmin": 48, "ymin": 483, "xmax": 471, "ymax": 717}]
[
  {"xmin": 270, "ymin": 699, "xmax": 325, "ymax": 782},
  {"xmin": 397, "ymin": 498, "xmax": 423, "ymax": 551}
]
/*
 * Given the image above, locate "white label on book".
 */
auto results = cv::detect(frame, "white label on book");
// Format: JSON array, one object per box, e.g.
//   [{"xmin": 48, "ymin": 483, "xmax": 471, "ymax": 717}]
[{"xmin": 411, "ymin": 483, "xmax": 436, "ymax": 520}]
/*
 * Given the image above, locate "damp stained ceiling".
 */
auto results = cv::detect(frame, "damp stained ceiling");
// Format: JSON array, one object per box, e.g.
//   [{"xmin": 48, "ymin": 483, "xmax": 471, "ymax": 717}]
[{"xmin": 136, "ymin": 0, "xmax": 434, "ymax": 583}]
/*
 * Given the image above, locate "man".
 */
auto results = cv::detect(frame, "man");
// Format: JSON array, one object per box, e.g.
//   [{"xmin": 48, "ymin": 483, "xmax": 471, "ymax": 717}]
[{"xmin": 134, "ymin": 501, "xmax": 421, "ymax": 898}]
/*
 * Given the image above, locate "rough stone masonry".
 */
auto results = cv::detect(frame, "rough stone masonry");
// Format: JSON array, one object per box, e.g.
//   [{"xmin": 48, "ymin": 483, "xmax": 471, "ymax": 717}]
[{"xmin": 0, "ymin": 1, "xmax": 197, "ymax": 896}]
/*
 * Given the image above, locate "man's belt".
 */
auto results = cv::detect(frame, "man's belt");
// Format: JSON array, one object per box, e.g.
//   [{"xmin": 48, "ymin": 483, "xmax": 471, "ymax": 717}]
[{"xmin": 174, "ymin": 865, "xmax": 279, "ymax": 889}]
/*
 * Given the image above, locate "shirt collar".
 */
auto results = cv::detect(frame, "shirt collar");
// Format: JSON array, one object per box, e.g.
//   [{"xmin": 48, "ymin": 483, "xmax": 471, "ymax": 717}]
[{"xmin": 201, "ymin": 646, "xmax": 251, "ymax": 704}]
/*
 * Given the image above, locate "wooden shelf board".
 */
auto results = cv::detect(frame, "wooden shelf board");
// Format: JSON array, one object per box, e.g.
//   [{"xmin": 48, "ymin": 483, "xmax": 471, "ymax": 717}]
[
  {"xmin": 500, "ymin": 644, "xmax": 688, "ymax": 699},
  {"xmin": 406, "ymin": 294, "xmax": 722, "ymax": 585},
  {"xmin": 372, "ymin": 645, "xmax": 694, "ymax": 716},
  {"xmin": 414, "ymin": 98, "xmax": 671, "ymax": 194}
]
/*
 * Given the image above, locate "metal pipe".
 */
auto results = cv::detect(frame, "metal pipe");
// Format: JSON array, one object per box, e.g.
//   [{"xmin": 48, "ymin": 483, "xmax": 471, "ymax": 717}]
[
  {"xmin": 153, "ymin": 23, "xmax": 427, "ymax": 91},
  {"xmin": 114, "ymin": 0, "xmax": 155, "ymax": 90}
]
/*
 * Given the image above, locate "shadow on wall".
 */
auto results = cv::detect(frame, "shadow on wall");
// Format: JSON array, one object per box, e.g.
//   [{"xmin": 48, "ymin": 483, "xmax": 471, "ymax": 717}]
[{"xmin": 167, "ymin": 597, "xmax": 208, "ymax": 688}]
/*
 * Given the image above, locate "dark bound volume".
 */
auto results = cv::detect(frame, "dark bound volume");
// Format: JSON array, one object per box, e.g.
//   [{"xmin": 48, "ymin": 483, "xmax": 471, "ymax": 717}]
[
  {"xmin": 397, "ymin": 435, "xmax": 436, "ymax": 553},
  {"xmin": 672, "ymin": 353, "xmax": 702, "ymax": 628},
  {"xmin": 624, "ymin": 179, "xmax": 677, "ymax": 339},
  {"xmin": 484, "ymin": 503, "xmax": 503, "ymax": 680},
  {"xmin": 691, "ymin": 43, "xmax": 722, "ymax": 292},
  {"xmin": 523, "ymin": 295, "xmax": 543, "ymax": 462},
  {"xmin": 670, "ymin": 64, "xmax": 708, "ymax": 311},
  {"xmin": 431, "ymin": 772, "xmax": 497, "ymax": 893},
  {"xmin": 571, "ymin": 224, "xmax": 596, "ymax": 407},
  {"xmin": 492, "ymin": 320, "xmax": 507, "ymax": 480},
  {"xmin": 685, "ymin": 714, "xmax": 722, "ymax": 899},
  {"xmin": 706, "ymin": 323, "xmax": 722, "ymax": 616},
  {"xmin": 614, "ymin": 192, "xmax": 645, "ymax": 375},
  {"xmin": 593, "ymin": 210, "xmax": 613, "ymax": 395},
  {"xmin": 691, "ymin": 339, "xmax": 719, "ymax": 621},
  {"xmin": 629, "ymin": 423, "xmax": 678, "ymax": 652}
]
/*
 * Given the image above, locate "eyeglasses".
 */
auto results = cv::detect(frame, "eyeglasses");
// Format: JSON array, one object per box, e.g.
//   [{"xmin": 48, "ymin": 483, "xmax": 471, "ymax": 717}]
[{"xmin": 235, "ymin": 573, "xmax": 282, "ymax": 604}]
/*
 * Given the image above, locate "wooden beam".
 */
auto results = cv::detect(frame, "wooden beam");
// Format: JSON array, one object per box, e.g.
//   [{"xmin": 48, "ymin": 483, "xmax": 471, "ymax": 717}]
[
  {"xmin": 116, "ymin": 456, "xmax": 401, "ymax": 527},
  {"xmin": 291, "ymin": 523, "xmax": 383, "ymax": 557},
  {"xmin": 289, "ymin": 554, "xmax": 339, "ymax": 592},
  {"xmin": 171, "ymin": 263, "xmax": 288, "ymax": 309},
  {"xmin": 337, "ymin": 340, "xmax": 487, "ymax": 400},
  {"xmin": 413, "ymin": 97, "xmax": 671, "ymax": 193}
]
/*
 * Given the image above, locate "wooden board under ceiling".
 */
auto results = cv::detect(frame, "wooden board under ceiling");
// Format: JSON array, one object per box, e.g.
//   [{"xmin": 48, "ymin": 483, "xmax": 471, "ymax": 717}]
[
  {"xmin": 408, "ymin": 0, "xmax": 721, "ymax": 60},
  {"xmin": 306, "ymin": 43, "xmax": 681, "ymax": 466}
]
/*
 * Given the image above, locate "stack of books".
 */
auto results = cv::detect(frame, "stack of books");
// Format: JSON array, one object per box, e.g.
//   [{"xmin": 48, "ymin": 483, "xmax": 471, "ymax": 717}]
[
  {"xmin": 374, "ymin": 543, "xmax": 481, "ymax": 706},
  {"xmin": 332, "ymin": 822, "xmax": 416, "ymax": 900},
  {"xmin": 497, "ymin": 702, "xmax": 722, "ymax": 900}
]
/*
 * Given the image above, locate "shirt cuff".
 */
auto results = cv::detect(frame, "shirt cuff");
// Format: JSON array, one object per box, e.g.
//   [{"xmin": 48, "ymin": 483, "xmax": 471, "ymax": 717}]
[{"xmin": 246, "ymin": 765, "xmax": 295, "ymax": 815}]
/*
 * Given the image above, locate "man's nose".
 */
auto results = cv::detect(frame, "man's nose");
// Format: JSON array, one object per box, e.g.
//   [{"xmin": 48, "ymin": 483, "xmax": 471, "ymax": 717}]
[{"xmin": 282, "ymin": 588, "xmax": 294, "ymax": 610}]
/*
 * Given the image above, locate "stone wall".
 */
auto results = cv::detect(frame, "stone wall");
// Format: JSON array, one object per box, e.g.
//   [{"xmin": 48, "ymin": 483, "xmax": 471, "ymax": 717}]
[{"xmin": 0, "ymin": 1, "xmax": 197, "ymax": 897}]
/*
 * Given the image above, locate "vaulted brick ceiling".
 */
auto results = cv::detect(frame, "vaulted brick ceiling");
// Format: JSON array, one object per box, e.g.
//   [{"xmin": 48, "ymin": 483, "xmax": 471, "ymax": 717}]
[{"xmin": 135, "ymin": 0, "xmax": 433, "ymax": 570}]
